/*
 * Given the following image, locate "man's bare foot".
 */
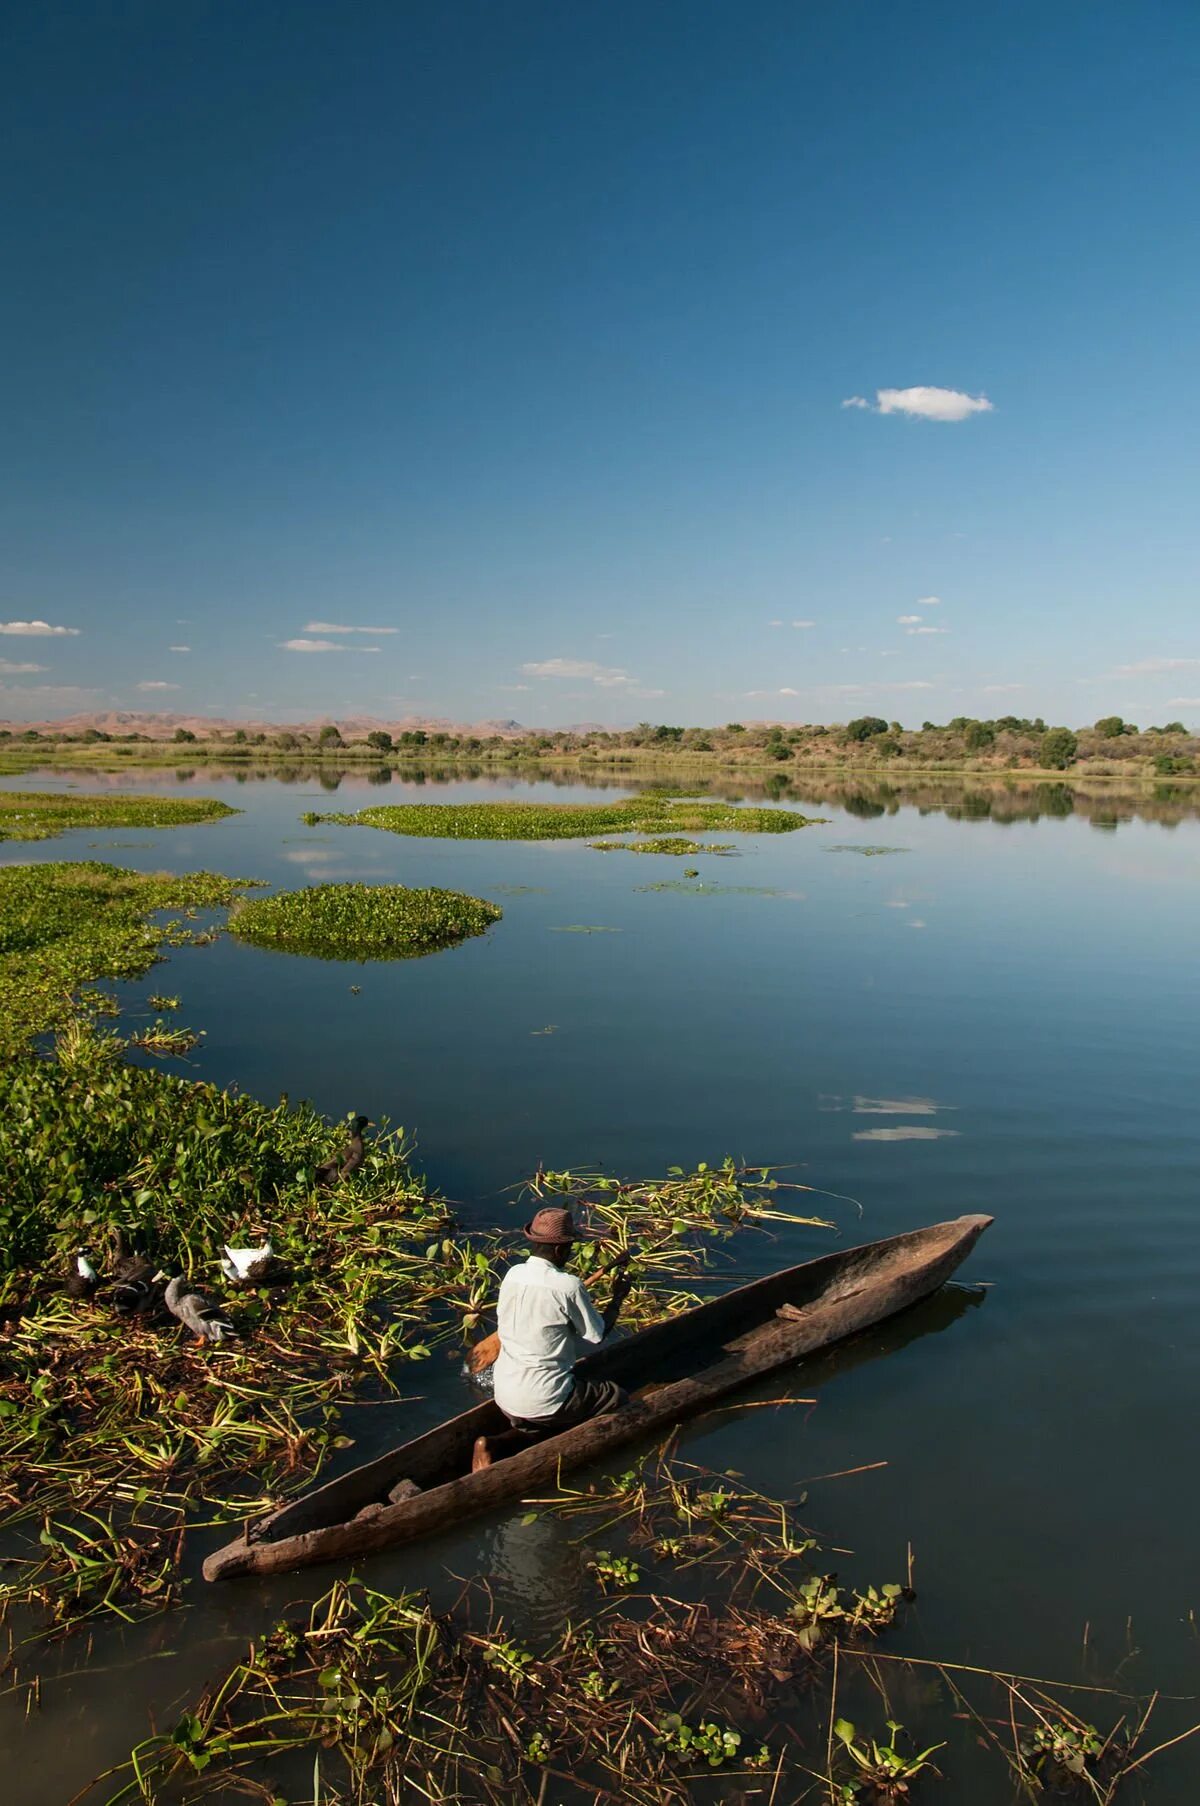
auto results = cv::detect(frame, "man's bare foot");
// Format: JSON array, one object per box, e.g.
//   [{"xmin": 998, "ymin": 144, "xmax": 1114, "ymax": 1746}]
[{"xmin": 471, "ymin": 1435, "xmax": 494, "ymax": 1473}]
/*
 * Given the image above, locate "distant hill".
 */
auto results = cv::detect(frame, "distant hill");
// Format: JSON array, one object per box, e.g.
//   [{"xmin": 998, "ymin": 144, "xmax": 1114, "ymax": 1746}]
[{"xmin": 0, "ymin": 710, "xmax": 533, "ymax": 740}]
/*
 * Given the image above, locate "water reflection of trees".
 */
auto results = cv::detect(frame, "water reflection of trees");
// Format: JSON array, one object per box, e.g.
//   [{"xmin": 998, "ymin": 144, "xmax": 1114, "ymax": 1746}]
[{"xmin": 47, "ymin": 761, "xmax": 1200, "ymax": 827}]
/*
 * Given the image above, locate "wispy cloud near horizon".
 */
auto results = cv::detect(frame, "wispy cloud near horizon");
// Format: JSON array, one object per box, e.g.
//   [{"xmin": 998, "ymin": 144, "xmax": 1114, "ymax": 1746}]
[
  {"xmin": 0, "ymin": 619, "xmax": 81, "ymax": 636},
  {"xmin": 303, "ymin": 622, "xmax": 398, "ymax": 635}
]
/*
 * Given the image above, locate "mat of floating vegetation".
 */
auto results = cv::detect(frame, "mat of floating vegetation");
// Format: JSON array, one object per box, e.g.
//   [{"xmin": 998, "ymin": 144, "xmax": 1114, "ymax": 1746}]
[
  {"xmin": 302, "ymin": 796, "xmax": 821, "ymax": 840},
  {"xmin": 0, "ymin": 789, "xmax": 237, "ymax": 842},
  {"xmin": 635, "ymin": 881, "xmax": 801, "ymax": 897},
  {"xmin": 0, "ymin": 860, "xmax": 252, "ymax": 1054},
  {"xmin": 230, "ymin": 881, "xmax": 502, "ymax": 961},
  {"xmin": 589, "ymin": 836, "xmax": 735, "ymax": 855},
  {"xmin": 823, "ymin": 844, "xmax": 908, "ymax": 856}
]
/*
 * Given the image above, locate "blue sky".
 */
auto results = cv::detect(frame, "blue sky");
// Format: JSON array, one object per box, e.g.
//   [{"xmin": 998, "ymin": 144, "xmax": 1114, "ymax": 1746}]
[{"xmin": 3, "ymin": 1, "xmax": 1199, "ymax": 727}]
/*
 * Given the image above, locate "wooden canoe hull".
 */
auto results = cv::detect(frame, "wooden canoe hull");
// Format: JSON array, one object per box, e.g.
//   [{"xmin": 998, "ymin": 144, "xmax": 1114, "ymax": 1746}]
[{"xmin": 203, "ymin": 1213, "xmax": 991, "ymax": 1581}]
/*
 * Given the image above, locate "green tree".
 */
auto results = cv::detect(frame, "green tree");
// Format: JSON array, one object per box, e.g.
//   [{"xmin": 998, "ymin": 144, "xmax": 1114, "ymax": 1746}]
[
  {"xmin": 367, "ymin": 730, "xmax": 393, "ymax": 752},
  {"xmin": 844, "ymin": 715, "xmax": 889, "ymax": 742},
  {"xmin": 1039, "ymin": 727, "xmax": 1079, "ymax": 770},
  {"xmin": 1094, "ymin": 716, "xmax": 1125, "ymax": 738},
  {"xmin": 318, "ymin": 725, "xmax": 344, "ymax": 747},
  {"xmin": 965, "ymin": 721, "xmax": 995, "ymax": 751},
  {"xmin": 725, "ymin": 722, "xmax": 746, "ymax": 733},
  {"xmin": 173, "ymin": 727, "xmax": 196, "ymax": 743}
]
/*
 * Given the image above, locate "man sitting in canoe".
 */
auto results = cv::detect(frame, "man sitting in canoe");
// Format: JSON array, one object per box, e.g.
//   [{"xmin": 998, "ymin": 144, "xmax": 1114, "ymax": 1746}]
[{"xmin": 472, "ymin": 1206, "xmax": 632, "ymax": 1472}]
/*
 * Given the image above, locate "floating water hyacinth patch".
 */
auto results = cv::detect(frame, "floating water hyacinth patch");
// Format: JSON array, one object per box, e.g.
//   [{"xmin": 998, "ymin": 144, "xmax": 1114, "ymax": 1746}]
[
  {"xmin": 230, "ymin": 882, "xmax": 502, "ymax": 961},
  {"xmin": 588, "ymin": 837, "xmax": 735, "ymax": 855},
  {"xmin": 304, "ymin": 797, "xmax": 821, "ymax": 840},
  {"xmin": 0, "ymin": 861, "xmax": 253, "ymax": 1054},
  {"xmin": 823, "ymin": 844, "xmax": 908, "ymax": 856},
  {"xmin": 0, "ymin": 791, "xmax": 238, "ymax": 843}
]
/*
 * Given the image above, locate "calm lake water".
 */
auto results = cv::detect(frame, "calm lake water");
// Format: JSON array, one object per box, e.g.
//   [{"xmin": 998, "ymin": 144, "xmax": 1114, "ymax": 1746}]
[{"xmin": 5, "ymin": 766, "xmax": 1200, "ymax": 1801}]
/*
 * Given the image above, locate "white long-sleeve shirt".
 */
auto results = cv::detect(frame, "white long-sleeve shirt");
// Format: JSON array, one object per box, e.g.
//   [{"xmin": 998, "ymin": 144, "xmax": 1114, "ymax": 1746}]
[{"xmin": 492, "ymin": 1255, "xmax": 606, "ymax": 1420}]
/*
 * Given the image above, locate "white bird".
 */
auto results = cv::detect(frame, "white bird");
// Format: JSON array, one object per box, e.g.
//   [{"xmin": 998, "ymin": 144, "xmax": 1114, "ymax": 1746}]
[
  {"xmin": 163, "ymin": 1275, "xmax": 237, "ymax": 1344},
  {"xmin": 220, "ymin": 1241, "xmax": 275, "ymax": 1284},
  {"xmin": 65, "ymin": 1250, "xmax": 100, "ymax": 1300}
]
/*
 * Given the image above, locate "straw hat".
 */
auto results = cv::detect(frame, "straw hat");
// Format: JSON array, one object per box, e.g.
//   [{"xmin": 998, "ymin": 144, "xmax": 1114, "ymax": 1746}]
[{"xmin": 522, "ymin": 1205, "xmax": 602, "ymax": 1245}]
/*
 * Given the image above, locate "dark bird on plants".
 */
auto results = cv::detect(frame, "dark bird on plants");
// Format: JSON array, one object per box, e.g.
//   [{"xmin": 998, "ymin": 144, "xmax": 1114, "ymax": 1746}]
[
  {"xmin": 315, "ymin": 1115, "xmax": 372, "ymax": 1187},
  {"xmin": 162, "ymin": 1275, "xmax": 237, "ymax": 1344},
  {"xmin": 64, "ymin": 1250, "xmax": 99, "ymax": 1302}
]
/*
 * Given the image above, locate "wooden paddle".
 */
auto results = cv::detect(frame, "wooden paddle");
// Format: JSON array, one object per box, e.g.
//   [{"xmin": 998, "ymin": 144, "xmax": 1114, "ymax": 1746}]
[{"xmin": 465, "ymin": 1244, "xmax": 637, "ymax": 1376}]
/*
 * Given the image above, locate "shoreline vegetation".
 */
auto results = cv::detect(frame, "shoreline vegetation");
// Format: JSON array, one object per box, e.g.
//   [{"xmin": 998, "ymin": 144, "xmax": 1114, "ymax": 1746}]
[{"xmin": 1, "ymin": 712, "xmax": 1198, "ymax": 785}]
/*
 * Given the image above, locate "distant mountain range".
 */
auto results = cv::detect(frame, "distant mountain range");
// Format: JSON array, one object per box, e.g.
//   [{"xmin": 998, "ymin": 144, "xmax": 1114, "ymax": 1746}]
[{"xmin": 0, "ymin": 710, "xmax": 553, "ymax": 739}]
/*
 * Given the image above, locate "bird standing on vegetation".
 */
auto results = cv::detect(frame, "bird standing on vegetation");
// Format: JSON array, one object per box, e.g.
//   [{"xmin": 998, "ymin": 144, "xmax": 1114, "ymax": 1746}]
[
  {"xmin": 220, "ymin": 1241, "xmax": 284, "ymax": 1286},
  {"xmin": 162, "ymin": 1275, "xmax": 237, "ymax": 1344},
  {"xmin": 64, "ymin": 1251, "xmax": 99, "ymax": 1301},
  {"xmin": 315, "ymin": 1114, "xmax": 372, "ymax": 1187}
]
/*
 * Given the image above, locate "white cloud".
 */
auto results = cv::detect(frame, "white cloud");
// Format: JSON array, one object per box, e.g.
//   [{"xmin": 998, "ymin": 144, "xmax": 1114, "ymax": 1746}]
[
  {"xmin": 768, "ymin": 619, "xmax": 785, "ymax": 628},
  {"xmin": 916, "ymin": 595, "xmax": 942, "ymax": 607},
  {"xmin": 498, "ymin": 684, "xmax": 532, "ymax": 693},
  {"xmin": 0, "ymin": 619, "xmax": 81, "ymax": 636},
  {"xmin": 303, "ymin": 621, "xmax": 398, "ymax": 635},
  {"xmin": 279, "ymin": 638, "xmax": 375, "ymax": 653},
  {"xmin": 897, "ymin": 614, "xmax": 922, "ymax": 625},
  {"xmin": 1113, "ymin": 657, "xmax": 1200, "ymax": 676},
  {"xmin": 982, "ymin": 683, "xmax": 1026, "ymax": 694},
  {"xmin": 0, "ymin": 660, "xmax": 47, "ymax": 673},
  {"xmin": 136, "ymin": 680, "xmax": 180, "ymax": 692},
  {"xmin": 792, "ymin": 619, "xmax": 815, "ymax": 629},
  {"xmin": 1165, "ymin": 696, "xmax": 1200, "ymax": 707},
  {"xmin": 907, "ymin": 625, "xmax": 948, "ymax": 636},
  {"xmin": 844, "ymin": 386, "xmax": 993, "ymax": 422},
  {"xmin": 0, "ymin": 683, "xmax": 97, "ymax": 699},
  {"xmin": 169, "ymin": 644, "xmax": 191, "ymax": 653},
  {"xmin": 746, "ymin": 686, "xmax": 801, "ymax": 698},
  {"xmin": 522, "ymin": 657, "xmax": 653, "ymax": 693},
  {"xmin": 779, "ymin": 687, "xmax": 799, "ymax": 697},
  {"xmin": 892, "ymin": 681, "xmax": 935, "ymax": 690}
]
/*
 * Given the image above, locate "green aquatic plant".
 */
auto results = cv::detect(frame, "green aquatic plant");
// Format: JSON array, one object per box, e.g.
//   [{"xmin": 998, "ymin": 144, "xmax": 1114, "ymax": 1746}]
[
  {"xmin": 588, "ymin": 836, "xmax": 735, "ymax": 855},
  {"xmin": 0, "ymin": 789, "xmax": 237, "ymax": 842},
  {"xmin": 824, "ymin": 844, "xmax": 908, "ymax": 856},
  {"xmin": 305, "ymin": 795, "xmax": 820, "ymax": 840},
  {"xmin": 0, "ymin": 861, "xmax": 252, "ymax": 1053},
  {"xmin": 146, "ymin": 992, "xmax": 181, "ymax": 1010},
  {"xmin": 832, "ymin": 1717, "xmax": 945, "ymax": 1799},
  {"xmin": 129, "ymin": 1019, "xmax": 204, "ymax": 1056},
  {"xmin": 634, "ymin": 880, "xmax": 798, "ymax": 895},
  {"xmin": 229, "ymin": 882, "xmax": 502, "ymax": 961}
]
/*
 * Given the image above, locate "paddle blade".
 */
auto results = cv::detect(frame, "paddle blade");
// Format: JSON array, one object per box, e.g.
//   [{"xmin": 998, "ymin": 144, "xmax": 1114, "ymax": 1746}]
[{"xmin": 466, "ymin": 1330, "xmax": 501, "ymax": 1375}]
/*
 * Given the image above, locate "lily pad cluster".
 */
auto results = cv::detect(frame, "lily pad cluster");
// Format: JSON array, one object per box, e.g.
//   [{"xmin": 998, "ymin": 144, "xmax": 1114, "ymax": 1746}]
[
  {"xmin": 0, "ymin": 789, "xmax": 237, "ymax": 842},
  {"xmin": 588, "ymin": 836, "xmax": 734, "ymax": 855},
  {"xmin": 229, "ymin": 881, "xmax": 502, "ymax": 961}
]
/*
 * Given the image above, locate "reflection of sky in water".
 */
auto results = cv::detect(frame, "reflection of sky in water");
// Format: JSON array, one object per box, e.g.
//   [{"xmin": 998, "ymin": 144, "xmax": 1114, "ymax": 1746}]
[{"xmin": 852, "ymin": 1126, "xmax": 961, "ymax": 1141}]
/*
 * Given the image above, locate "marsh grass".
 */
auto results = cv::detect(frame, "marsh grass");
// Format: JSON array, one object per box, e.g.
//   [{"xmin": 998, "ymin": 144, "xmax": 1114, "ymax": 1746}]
[
  {"xmin": 0, "ymin": 791, "xmax": 237, "ymax": 843},
  {"xmin": 229, "ymin": 881, "xmax": 502, "ymax": 961},
  {"xmin": 305, "ymin": 796, "xmax": 820, "ymax": 840}
]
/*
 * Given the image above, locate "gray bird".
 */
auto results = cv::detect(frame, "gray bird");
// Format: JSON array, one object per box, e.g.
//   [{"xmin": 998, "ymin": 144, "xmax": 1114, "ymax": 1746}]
[
  {"xmin": 162, "ymin": 1275, "xmax": 237, "ymax": 1344},
  {"xmin": 315, "ymin": 1114, "xmax": 372, "ymax": 1187}
]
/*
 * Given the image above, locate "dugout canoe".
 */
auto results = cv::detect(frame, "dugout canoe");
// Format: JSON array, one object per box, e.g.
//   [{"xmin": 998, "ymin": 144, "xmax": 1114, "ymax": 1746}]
[{"xmin": 204, "ymin": 1212, "xmax": 991, "ymax": 1581}]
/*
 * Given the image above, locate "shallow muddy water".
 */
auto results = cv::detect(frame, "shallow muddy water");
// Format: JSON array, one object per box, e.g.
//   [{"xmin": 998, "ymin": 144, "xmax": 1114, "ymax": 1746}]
[{"xmin": 4, "ymin": 766, "xmax": 1199, "ymax": 1801}]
